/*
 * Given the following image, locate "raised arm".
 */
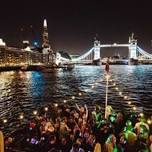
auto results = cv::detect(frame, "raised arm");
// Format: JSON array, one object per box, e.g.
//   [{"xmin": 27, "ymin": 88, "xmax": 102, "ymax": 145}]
[
  {"xmin": 75, "ymin": 103, "xmax": 80, "ymax": 111},
  {"xmin": 84, "ymin": 104, "xmax": 88, "ymax": 119}
]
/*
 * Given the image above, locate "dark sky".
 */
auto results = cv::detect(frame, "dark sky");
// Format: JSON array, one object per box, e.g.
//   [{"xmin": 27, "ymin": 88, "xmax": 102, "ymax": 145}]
[{"xmin": 0, "ymin": 0, "xmax": 152, "ymax": 55}]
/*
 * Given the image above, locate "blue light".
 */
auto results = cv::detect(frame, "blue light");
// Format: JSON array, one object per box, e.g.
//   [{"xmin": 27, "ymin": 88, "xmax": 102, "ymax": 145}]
[
  {"xmin": 33, "ymin": 40, "xmax": 39, "ymax": 47},
  {"xmin": 34, "ymin": 41, "xmax": 38, "ymax": 46}
]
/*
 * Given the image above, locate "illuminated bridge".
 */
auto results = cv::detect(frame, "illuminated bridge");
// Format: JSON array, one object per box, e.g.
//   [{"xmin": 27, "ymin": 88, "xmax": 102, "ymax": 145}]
[{"xmin": 58, "ymin": 34, "xmax": 152, "ymax": 65}]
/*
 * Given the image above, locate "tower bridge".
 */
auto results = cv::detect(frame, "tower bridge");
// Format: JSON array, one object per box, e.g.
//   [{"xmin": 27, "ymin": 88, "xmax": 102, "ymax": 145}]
[{"xmin": 58, "ymin": 33, "xmax": 152, "ymax": 65}]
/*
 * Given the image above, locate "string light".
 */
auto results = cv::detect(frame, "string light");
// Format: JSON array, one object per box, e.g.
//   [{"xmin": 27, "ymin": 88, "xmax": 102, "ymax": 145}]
[
  {"xmin": 44, "ymin": 107, "xmax": 48, "ymax": 112},
  {"xmin": 124, "ymin": 96, "xmax": 128, "ymax": 99},
  {"xmin": 128, "ymin": 101, "xmax": 132, "ymax": 105},
  {"xmin": 78, "ymin": 92, "xmax": 82, "ymax": 96},
  {"xmin": 19, "ymin": 114, "xmax": 24, "ymax": 120},
  {"xmin": 72, "ymin": 96, "xmax": 75, "ymax": 100},
  {"xmin": 54, "ymin": 103, "xmax": 58, "ymax": 107},
  {"xmin": 147, "ymin": 119, "xmax": 152, "ymax": 125},
  {"xmin": 3, "ymin": 119, "xmax": 7, "ymax": 123},
  {"xmin": 119, "ymin": 92, "xmax": 122, "ymax": 96},
  {"xmin": 115, "ymin": 87, "xmax": 118, "ymax": 90},
  {"xmin": 133, "ymin": 106, "xmax": 137, "ymax": 111},
  {"xmin": 139, "ymin": 113, "xmax": 144, "ymax": 117},
  {"xmin": 113, "ymin": 83, "xmax": 116, "ymax": 86},
  {"xmin": 33, "ymin": 110, "xmax": 38, "ymax": 115},
  {"xmin": 91, "ymin": 86, "xmax": 95, "ymax": 89},
  {"xmin": 105, "ymin": 74, "xmax": 111, "ymax": 80},
  {"xmin": 63, "ymin": 100, "xmax": 67, "ymax": 103}
]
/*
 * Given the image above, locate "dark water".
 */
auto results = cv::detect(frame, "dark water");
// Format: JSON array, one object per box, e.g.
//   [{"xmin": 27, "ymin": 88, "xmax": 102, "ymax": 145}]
[{"xmin": 0, "ymin": 65, "xmax": 152, "ymax": 134}]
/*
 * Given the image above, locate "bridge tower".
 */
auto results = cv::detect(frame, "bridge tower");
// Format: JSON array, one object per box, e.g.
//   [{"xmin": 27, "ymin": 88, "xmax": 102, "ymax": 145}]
[
  {"xmin": 128, "ymin": 33, "xmax": 137, "ymax": 59},
  {"xmin": 93, "ymin": 38, "xmax": 101, "ymax": 63}
]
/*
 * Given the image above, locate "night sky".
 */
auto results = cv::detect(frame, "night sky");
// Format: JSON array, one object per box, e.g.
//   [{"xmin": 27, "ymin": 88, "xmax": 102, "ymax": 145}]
[{"xmin": 0, "ymin": 0, "xmax": 152, "ymax": 55}]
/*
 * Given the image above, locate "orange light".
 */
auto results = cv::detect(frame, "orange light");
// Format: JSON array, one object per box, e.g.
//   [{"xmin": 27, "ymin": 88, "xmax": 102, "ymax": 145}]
[
  {"xmin": 19, "ymin": 115, "xmax": 24, "ymax": 120},
  {"xmin": 44, "ymin": 107, "xmax": 48, "ymax": 111},
  {"xmin": 124, "ymin": 96, "xmax": 128, "ymax": 99},
  {"xmin": 72, "ymin": 96, "xmax": 75, "ymax": 100},
  {"xmin": 63, "ymin": 100, "xmax": 67, "ymax": 103},
  {"xmin": 33, "ymin": 110, "xmax": 38, "ymax": 115},
  {"xmin": 78, "ymin": 92, "xmax": 82, "ymax": 96},
  {"xmin": 128, "ymin": 101, "xmax": 131, "ymax": 105},
  {"xmin": 3, "ymin": 119, "xmax": 7, "ymax": 123}
]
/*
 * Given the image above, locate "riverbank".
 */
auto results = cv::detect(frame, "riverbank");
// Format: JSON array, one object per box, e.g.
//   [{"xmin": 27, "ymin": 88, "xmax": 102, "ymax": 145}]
[
  {"xmin": 0, "ymin": 66, "xmax": 21, "ymax": 71},
  {"xmin": 0, "ymin": 64, "xmax": 74, "ymax": 72}
]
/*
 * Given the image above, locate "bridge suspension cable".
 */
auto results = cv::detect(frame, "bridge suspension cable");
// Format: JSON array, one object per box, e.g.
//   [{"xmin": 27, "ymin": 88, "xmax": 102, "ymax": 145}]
[
  {"xmin": 137, "ymin": 46, "xmax": 152, "ymax": 59},
  {"xmin": 72, "ymin": 48, "xmax": 94, "ymax": 61},
  {"xmin": 60, "ymin": 56, "xmax": 70, "ymax": 61}
]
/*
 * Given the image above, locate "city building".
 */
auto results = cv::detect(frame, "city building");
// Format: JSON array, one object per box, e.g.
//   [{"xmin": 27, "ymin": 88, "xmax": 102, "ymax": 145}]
[{"xmin": 0, "ymin": 19, "xmax": 56, "ymax": 68}]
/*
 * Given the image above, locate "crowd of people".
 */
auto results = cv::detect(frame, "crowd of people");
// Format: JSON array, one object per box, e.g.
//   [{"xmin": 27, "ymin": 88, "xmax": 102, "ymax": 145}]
[{"xmin": 4, "ymin": 103, "xmax": 152, "ymax": 152}]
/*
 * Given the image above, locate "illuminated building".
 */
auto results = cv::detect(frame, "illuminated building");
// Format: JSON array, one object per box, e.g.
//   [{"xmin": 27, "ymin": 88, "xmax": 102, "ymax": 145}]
[
  {"xmin": 42, "ymin": 19, "xmax": 55, "ymax": 65},
  {"xmin": 0, "ymin": 44, "xmax": 43, "ymax": 67},
  {"xmin": 0, "ymin": 19, "xmax": 56, "ymax": 69}
]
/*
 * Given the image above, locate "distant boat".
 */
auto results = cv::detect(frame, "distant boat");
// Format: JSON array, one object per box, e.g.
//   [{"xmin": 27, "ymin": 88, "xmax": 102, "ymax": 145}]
[
  {"xmin": 42, "ymin": 68, "xmax": 56, "ymax": 73},
  {"xmin": 62, "ymin": 64, "xmax": 75, "ymax": 71},
  {"xmin": 21, "ymin": 65, "xmax": 44, "ymax": 71},
  {"xmin": 92, "ymin": 59, "xmax": 101, "ymax": 66},
  {"xmin": 129, "ymin": 58, "xmax": 138, "ymax": 65},
  {"xmin": 41, "ymin": 66, "xmax": 57, "ymax": 73}
]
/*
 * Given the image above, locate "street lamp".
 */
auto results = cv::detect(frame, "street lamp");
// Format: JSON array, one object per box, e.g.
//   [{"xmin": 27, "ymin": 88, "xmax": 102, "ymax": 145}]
[{"xmin": 105, "ymin": 74, "xmax": 110, "ymax": 119}]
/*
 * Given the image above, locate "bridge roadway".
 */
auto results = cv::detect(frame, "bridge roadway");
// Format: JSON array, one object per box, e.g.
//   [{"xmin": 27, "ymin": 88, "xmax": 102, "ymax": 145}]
[
  {"xmin": 99, "ymin": 44, "xmax": 130, "ymax": 48},
  {"xmin": 66, "ymin": 58, "xmax": 152, "ymax": 65},
  {"xmin": 62, "ymin": 59, "xmax": 129, "ymax": 65}
]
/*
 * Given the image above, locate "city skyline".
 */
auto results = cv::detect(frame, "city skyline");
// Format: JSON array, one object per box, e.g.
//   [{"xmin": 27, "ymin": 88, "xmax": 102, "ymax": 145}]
[{"xmin": 0, "ymin": 0, "xmax": 152, "ymax": 55}]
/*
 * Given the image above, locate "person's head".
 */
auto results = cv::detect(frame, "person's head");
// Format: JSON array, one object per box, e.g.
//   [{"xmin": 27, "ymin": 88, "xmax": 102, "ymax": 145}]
[
  {"xmin": 48, "ymin": 148, "xmax": 58, "ymax": 152},
  {"xmin": 69, "ymin": 116, "xmax": 74, "ymax": 123},
  {"xmin": 65, "ymin": 108, "xmax": 70, "ymax": 113},
  {"xmin": 80, "ymin": 107, "xmax": 85, "ymax": 113},
  {"xmin": 112, "ymin": 135, "xmax": 116, "ymax": 145},
  {"xmin": 149, "ymin": 135, "xmax": 152, "ymax": 144},
  {"xmin": 106, "ymin": 134, "xmax": 116, "ymax": 146},
  {"xmin": 76, "ymin": 137, "xmax": 83, "ymax": 145},
  {"xmin": 70, "ymin": 134, "xmax": 74, "ymax": 141},
  {"xmin": 74, "ymin": 112, "xmax": 79, "ymax": 119},
  {"xmin": 78, "ymin": 118, "xmax": 83, "ymax": 123},
  {"xmin": 61, "ymin": 137, "xmax": 67, "ymax": 145},
  {"xmin": 54, "ymin": 122, "xmax": 60, "ymax": 129},
  {"xmin": 57, "ymin": 108, "xmax": 62, "ymax": 114},
  {"xmin": 7, "ymin": 137, "xmax": 13, "ymax": 144},
  {"xmin": 55, "ymin": 117, "xmax": 61, "ymax": 123},
  {"xmin": 63, "ymin": 117, "xmax": 68, "ymax": 123},
  {"xmin": 87, "ymin": 134, "xmax": 95, "ymax": 144},
  {"xmin": 72, "ymin": 143, "xmax": 80, "ymax": 152},
  {"xmin": 120, "ymin": 134, "xmax": 126, "ymax": 144},
  {"xmin": 49, "ymin": 135, "xmax": 56, "ymax": 144},
  {"xmin": 117, "ymin": 112, "xmax": 124, "ymax": 121}
]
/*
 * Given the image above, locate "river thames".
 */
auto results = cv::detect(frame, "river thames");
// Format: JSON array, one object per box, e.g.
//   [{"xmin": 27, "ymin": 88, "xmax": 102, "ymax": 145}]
[{"xmin": 0, "ymin": 65, "xmax": 152, "ymax": 134}]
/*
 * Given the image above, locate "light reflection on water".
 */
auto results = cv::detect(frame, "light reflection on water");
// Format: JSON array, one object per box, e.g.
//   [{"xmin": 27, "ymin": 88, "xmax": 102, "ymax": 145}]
[{"xmin": 0, "ymin": 65, "xmax": 152, "ymax": 134}]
